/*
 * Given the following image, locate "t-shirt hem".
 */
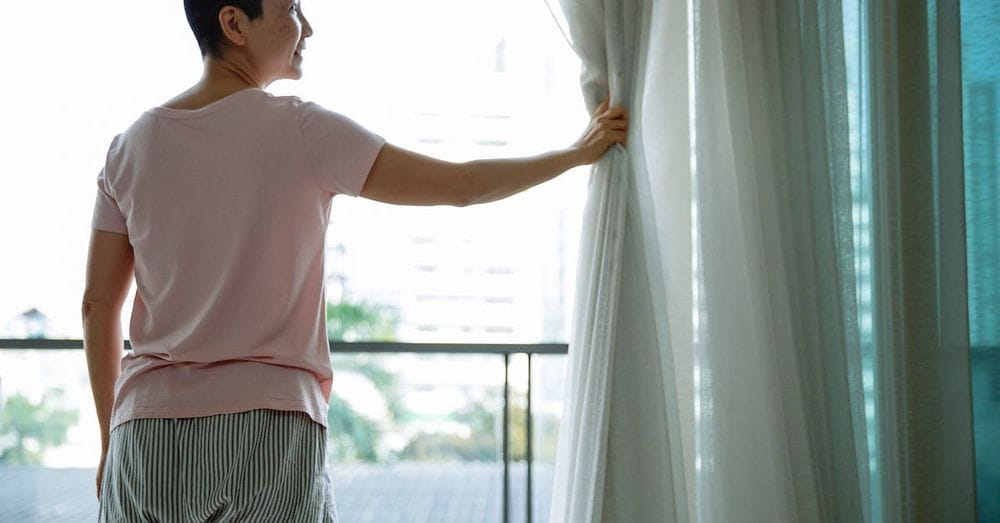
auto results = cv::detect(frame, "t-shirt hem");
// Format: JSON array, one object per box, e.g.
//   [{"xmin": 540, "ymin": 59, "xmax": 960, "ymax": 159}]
[
  {"xmin": 92, "ymin": 224, "xmax": 128, "ymax": 234},
  {"xmin": 111, "ymin": 398, "xmax": 328, "ymax": 432}
]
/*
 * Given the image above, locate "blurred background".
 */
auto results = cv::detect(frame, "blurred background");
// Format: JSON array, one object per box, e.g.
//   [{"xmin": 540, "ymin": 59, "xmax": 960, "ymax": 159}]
[{"xmin": 0, "ymin": 0, "xmax": 588, "ymax": 520}]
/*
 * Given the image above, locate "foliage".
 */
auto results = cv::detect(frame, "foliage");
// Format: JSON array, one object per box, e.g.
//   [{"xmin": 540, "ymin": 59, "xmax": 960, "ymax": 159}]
[
  {"xmin": 332, "ymin": 354, "xmax": 408, "ymax": 424},
  {"xmin": 326, "ymin": 393, "xmax": 381, "ymax": 462},
  {"xmin": 325, "ymin": 297, "xmax": 405, "ymax": 462},
  {"xmin": 0, "ymin": 389, "xmax": 78, "ymax": 465},
  {"xmin": 326, "ymin": 299, "xmax": 400, "ymax": 342},
  {"xmin": 395, "ymin": 430, "xmax": 492, "ymax": 461},
  {"xmin": 323, "ymin": 297, "xmax": 562, "ymax": 465},
  {"xmin": 396, "ymin": 399, "xmax": 561, "ymax": 462}
]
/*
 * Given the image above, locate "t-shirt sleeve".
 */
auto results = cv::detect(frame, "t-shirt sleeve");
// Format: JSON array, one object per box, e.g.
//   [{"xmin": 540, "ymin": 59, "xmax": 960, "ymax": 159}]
[
  {"xmin": 91, "ymin": 134, "xmax": 128, "ymax": 234},
  {"xmin": 293, "ymin": 98, "xmax": 387, "ymax": 197}
]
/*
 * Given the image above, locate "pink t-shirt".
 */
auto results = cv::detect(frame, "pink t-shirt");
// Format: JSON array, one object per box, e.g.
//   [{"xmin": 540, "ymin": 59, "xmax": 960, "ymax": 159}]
[{"xmin": 90, "ymin": 87, "xmax": 386, "ymax": 432}]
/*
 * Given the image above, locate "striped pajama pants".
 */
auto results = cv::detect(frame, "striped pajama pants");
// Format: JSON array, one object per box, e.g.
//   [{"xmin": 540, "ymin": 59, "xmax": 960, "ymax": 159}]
[{"xmin": 98, "ymin": 408, "xmax": 338, "ymax": 522}]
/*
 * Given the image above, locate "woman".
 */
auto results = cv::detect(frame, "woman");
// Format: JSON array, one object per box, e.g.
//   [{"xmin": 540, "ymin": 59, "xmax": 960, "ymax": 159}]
[{"xmin": 83, "ymin": 0, "xmax": 628, "ymax": 520}]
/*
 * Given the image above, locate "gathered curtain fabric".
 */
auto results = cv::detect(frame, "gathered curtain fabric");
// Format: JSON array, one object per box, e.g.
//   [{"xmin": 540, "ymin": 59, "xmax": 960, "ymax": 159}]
[{"xmin": 545, "ymin": 0, "xmax": 977, "ymax": 521}]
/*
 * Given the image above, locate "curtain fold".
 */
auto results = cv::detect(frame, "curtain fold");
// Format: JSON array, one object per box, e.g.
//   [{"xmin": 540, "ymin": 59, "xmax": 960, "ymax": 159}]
[{"xmin": 866, "ymin": 0, "xmax": 977, "ymax": 518}]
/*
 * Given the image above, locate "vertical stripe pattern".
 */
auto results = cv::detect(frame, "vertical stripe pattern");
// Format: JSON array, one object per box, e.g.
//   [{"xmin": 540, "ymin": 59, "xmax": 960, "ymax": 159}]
[{"xmin": 98, "ymin": 408, "xmax": 338, "ymax": 522}]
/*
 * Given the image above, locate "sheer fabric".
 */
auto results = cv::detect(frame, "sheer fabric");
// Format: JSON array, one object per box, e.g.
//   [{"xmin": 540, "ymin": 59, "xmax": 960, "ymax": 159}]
[{"xmin": 544, "ymin": 0, "xmax": 975, "ymax": 521}]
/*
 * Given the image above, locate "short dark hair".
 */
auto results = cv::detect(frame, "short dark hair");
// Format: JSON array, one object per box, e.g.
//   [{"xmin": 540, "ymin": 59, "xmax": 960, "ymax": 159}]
[{"xmin": 183, "ymin": 0, "xmax": 265, "ymax": 59}]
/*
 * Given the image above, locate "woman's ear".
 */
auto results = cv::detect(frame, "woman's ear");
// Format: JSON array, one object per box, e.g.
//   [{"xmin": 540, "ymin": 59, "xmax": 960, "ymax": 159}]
[{"xmin": 218, "ymin": 6, "xmax": 252, "ymax": 50}]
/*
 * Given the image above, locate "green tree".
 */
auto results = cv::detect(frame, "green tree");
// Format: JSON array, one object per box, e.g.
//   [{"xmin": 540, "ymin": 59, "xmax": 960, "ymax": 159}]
[
  {"xmin": 396, "ymin": 430, "xmax": 491, "ymax": 461},
  {"xmin": 327, "ymin": 299, "xmax": 400, "ymax": 342},
  {"xmin": 326, "ymin": 394, "xmax": 381, "ymax": 462},
  {"xmin": 325, "ymin": 297, "xmax": 406, "ymax": 462},
  {"xmin": 0, "ymin": 389, "xmax": 78, "ymax": 465},
  {"xmin": 396, "ymin": 398, "xmax": 561, "ymax": 462},
  {"xmin": 323, "ymin": 298, "xmax": 565, "ymax": 465}
]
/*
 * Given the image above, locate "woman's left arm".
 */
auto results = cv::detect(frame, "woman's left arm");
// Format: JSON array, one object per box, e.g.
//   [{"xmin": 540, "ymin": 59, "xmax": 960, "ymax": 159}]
[{"xmin": 82, "ymin": 228, "xmax": 134, "ymax": 452}]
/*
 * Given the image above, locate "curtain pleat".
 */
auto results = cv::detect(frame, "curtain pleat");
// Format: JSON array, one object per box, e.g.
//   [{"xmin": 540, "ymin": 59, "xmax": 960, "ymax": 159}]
[{"xmin": 867, "ymin": 0, "xmax": 976, "ymax": 519}]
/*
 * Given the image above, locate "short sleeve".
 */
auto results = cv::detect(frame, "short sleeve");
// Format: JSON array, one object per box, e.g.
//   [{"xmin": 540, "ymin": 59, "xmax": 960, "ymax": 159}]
[
  {"xmin": 293, "ymin": 99, "xmax": 387, "ymax": 197},
  {"xmin": 91, "ymin": 135, "xmax": 128, "ymax": 234}
]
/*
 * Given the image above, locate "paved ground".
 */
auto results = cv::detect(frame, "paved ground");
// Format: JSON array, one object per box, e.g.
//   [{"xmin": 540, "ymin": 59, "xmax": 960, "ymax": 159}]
[{"xmin": 0, "ymin": 461, "xmax": 554, "ymax": 522}]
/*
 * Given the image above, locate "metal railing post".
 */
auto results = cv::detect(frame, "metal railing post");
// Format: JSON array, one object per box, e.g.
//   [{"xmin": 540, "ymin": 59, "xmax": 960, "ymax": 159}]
[
  {"xmin": 503, "ymin": 352, "xmax": 510, "ymax": 523},
  {"xmin": 527, "ymin": 352, "xmax": 533, "ymax": 523}
]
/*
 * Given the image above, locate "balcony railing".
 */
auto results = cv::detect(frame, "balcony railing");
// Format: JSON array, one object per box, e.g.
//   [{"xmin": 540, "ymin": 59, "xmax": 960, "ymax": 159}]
[{"xmin": 0, "ymin": 338, "xmax": 568, "ymax": 523}]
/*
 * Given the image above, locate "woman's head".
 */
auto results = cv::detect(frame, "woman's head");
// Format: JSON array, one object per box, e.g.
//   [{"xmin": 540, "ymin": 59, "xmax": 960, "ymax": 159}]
[{"xmin": 183, "ymin": 0, "xmax": 313, "ymax": 84}]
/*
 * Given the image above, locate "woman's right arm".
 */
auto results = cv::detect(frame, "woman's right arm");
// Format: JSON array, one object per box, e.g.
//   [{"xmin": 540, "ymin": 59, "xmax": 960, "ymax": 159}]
[{"xmin": 358, "ymin": 96, "xmax": 628, "ymax": 207}]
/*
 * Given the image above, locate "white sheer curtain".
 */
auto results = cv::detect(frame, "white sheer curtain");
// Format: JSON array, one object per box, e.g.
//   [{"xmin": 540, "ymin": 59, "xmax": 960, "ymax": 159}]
[
  {"xmin": 544, "ymin": 0, "xmax": 879, "ymax": 520},
  {"xmin": 692, "ymin": 0, "xmax": 878, "ymax": 519},
  {"xmin": 544, "ymin": 0, "xmax": 690, "ymax": 520}
]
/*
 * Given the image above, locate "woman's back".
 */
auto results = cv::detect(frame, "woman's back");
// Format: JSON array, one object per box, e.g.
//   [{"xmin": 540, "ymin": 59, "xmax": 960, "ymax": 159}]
[{"xmin": 92, "ymin": 87, "xmax": 386, "ymax": 433}]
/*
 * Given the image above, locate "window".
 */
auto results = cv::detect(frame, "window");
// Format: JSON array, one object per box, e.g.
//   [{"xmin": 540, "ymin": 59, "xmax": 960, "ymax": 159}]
[
  {"xmin": 961, "ymin": 0, "xmax": 1000, "ymax": 518},
  {"xmin": 0, "ymin": 0, "xmax": 581, "ymax": 520}
]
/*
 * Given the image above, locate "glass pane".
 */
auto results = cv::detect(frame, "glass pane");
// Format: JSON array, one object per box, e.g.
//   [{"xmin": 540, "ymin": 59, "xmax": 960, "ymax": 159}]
[
  {"xmin": 491, "ymin": 352, "xmax": 567, "ymax": 523},
  {"xmin": 0, "ymin": 346, "xmax": 567, "ymax": 521},
  {"xmin": 329, "ymin": 351, "xmax": 508, "ymax": 521},
  {"xmin": 527, "ymin": 353, "xmax": 567, "ymax": 523},
  {"xmin": 960, "ymin": 0, "xmax": 1000, "ymax": 519},
  {"xmin": 0, "ymin": 348, "xmax": 102, "ymax": 520}
]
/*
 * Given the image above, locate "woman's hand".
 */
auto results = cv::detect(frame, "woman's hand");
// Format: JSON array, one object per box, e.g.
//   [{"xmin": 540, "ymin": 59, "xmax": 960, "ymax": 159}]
[
  {"xmin": 571, "ymin": 95, "xmax": 629, "ymax": 165},
  {"xmin": 96, "ymin": 448, "xmax": 108, "ymax": 500}
]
